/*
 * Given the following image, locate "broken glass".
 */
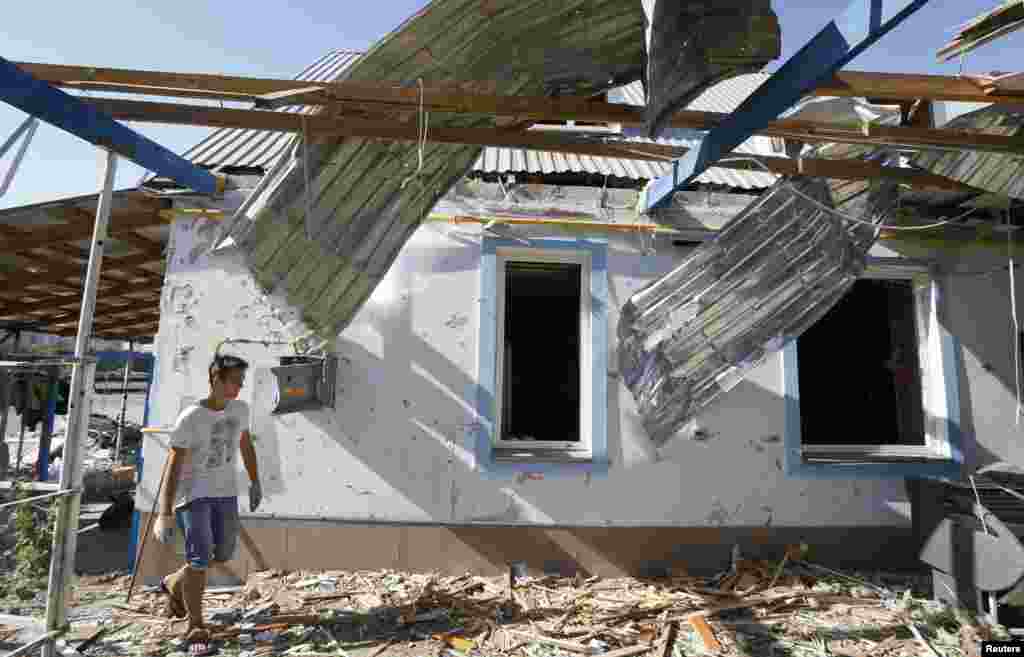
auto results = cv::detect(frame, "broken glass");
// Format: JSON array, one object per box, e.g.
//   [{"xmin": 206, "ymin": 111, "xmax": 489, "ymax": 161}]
[{"xmin": 619, "ymin": 155, "xmax": 900, "ymax": 446}]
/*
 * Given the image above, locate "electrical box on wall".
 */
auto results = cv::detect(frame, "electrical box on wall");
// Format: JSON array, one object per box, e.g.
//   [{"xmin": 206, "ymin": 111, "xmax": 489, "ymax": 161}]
[{"xmin": 270, "ymin": 355, "xmax": 338, "ymax": 415}]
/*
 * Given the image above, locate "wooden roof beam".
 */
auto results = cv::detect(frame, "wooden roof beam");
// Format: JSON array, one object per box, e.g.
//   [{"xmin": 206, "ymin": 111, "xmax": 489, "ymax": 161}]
[
  {"xmin": 88, "ymin": 96, "xmax": 1024, "ymax": 159},
  {"xmin": 47, "ymin": 308, "xmax": 161, "ymax": 329},
  {"xmin": 45, "ymin": 243, "xmax": 162, "ymax": 282},
  {"xmin": 0, "ymin": 284, "xmax": 161, "ymax": 317},
  {"xmin": 85, "ymin": 322, "xmax": 159, "ymax": 339},
  {"xmin": 0, "ymin": 252, "xmax": 162, "ymax": 289},
  {"xmin": 51, "ymin": 325, "xmax": 158, "ymax": 339},
  {"xmin": 0, "ymin": 211, "xmax": 166, "ymax": 251},
  {"xmin": 15, "ymin": 60, "xmax": 1024, "ymax": 106},
  {"xmin": 84, "ymin": 98, "xmax": 973, "ymax": 190},
  {"xmin": 67, "ymin": 208, "xmax": 165, "ymax": 258},
  {"xmin": 29, "ymin": 308, "xmax": 161, "ymax": 333}
]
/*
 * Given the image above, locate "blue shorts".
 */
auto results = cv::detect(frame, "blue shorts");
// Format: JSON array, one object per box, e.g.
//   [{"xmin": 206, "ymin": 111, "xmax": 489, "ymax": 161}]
[{"xmin": 175, "ymin": 497, "xmax": 239, "ymax": 570}]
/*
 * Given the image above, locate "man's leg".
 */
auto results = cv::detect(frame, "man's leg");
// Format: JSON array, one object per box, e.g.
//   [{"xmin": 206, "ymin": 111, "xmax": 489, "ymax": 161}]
[
  {"xmin": 168, "ymin": 500, "xmax": 214, "ymax": 640},
  {"xmin": 210, "ymin": 496, "xmax": 240, "ymax": 566}
]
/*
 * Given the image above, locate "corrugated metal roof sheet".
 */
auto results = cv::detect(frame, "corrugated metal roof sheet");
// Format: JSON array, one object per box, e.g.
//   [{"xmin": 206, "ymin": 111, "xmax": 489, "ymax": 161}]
[
  {"xmin": 471, "ymin": 73, "xmax": 778, "ymax": 189},
  {"xmin": 183, "ymin": 49, "xmax": 775, "ymax": 189},
  {"xmin": 230, "ymin": 0, "xmax": 651, "ymax": 341},
  {"xmin": 183, "ymin": 50, "xmax": 362, "ymax": 170},
  {"xmin": 912, "ymin": 104, "xmax": 1024, "ymax": 200}
]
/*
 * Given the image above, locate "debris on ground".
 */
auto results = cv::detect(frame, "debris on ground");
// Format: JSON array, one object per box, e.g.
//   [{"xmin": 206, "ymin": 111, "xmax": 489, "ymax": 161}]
[{"xmin": 0, "ymin": 548, "xmax": 1016, "ymax": 657}]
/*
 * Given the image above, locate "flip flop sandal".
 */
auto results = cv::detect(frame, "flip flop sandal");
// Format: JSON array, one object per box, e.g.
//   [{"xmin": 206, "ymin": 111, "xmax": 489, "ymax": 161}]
[
  {"xmin": 160, "ymin": 577, "xmax": 186, "ymax": 619},
  {"xmin": 185, "ymin": 629, "xmax": 216, "ymax": 657}
]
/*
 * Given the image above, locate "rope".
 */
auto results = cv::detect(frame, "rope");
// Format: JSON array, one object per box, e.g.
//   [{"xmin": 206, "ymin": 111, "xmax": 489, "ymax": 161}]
[
  {"xmin": 401, "ymin": 78, "xmax": 429, "ymax": 190},
  {"xmin": 717, "ymin": 156, "xmax": 977, "ymax": 231},
  {"xmin": 302, "ymin": 113, "xmax": 313, "ymax": 240},
  {"xmin": 970, "ymin": 475, "xmax": 990, "ymax": 534},
  {"xmin": 1007, "ymin": 209, "xmax": 1022, "ymax": 426},
  {"xmin": 619, "ymin": 150, "xmax": 976, "ymax": 232}
]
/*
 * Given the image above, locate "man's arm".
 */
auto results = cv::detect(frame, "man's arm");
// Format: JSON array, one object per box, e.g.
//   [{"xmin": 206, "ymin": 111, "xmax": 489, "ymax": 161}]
[
  {"xmin": 240, "ymin": 430, "xmax": 259, "ymax": 485},
  {"xmin": 159, "ymin": 447, "xmax": 187, "ymax": 516},
  {"xmin": 240, "ymin": 430, "xmax": 262, "ymax": 511}
]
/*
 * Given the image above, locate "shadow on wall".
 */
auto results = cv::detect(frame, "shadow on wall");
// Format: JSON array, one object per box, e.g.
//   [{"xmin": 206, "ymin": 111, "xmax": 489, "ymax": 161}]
[
  {"xmin": 280, "ymin": 236, "xmax": 917, "ymax": 576},
  {"xmin": 250, "ymin": 367, "xmax": 285, "ymax": 499},
  {"xmin": 943, "ymin": 269, "xmax": 1024, "ymax": 470}
]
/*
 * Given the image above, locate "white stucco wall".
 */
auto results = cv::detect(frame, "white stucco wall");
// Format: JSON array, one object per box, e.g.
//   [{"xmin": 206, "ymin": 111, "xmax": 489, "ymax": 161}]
[{"xmin": 138, "ymin": 213, "xmax": 1024, "ymax": 529}]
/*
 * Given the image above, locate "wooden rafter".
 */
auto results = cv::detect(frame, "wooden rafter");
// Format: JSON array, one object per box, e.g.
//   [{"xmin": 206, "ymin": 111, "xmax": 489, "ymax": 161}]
[
  {"xmin": 88, "ymin": 96, "xmax": 1024, "ymax": 159},
  {"xmin": 47, "ymin": 308, "xmax": 161, "ymax": 330},
  {"xmin": 0, "ymin": 272, "xmax": 157, "ymax": 299},
  {"xmin": 39, "ymin": 308, "xmax": 161, "ymax": 334},
  {"xmin": 0, "ymin": 211, "xmax": 165, "ymax": 251},
  {"xmin": 15, "ymin": 60, "xmax": 1024, "ymax": 106},
  {"xmin": 44, "ymin": 244, "xmax": 162, "ymax": 283},
  {"xmin": 937, "ymin": 0, "xmax": 1024, "ymax": 61},
  {"xmin": 53, "ymin": 315, "xmax": 157, "ymax": 337},
  {"xmin": 66, "ymin": 208, "xmax": 165, "ymax": 258},
  {"xmin": 0, "ymin": 285, "xmax": 161, "ymax": 318},
  {"xmin": 54, "ymin": 323, "xmax": 158, "ymax": 338},
  {"xmin": 0, "ymin": 252, "xmax": 161, "ymax": 289}
]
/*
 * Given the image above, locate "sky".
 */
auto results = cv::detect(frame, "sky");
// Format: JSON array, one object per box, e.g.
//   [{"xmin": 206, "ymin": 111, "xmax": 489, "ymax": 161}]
[{"xmin": 1, "ymin": 0, "xmax": 1021, "ymax": 210}]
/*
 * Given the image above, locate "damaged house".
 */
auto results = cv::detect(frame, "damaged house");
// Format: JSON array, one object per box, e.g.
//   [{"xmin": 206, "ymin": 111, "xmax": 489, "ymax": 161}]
[{"xmin": 96, "ymin": 2, "xmax": 1024, "ymax": 612}]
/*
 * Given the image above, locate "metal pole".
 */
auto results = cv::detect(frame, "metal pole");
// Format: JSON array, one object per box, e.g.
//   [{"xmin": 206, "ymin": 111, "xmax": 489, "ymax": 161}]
[
  {"xmin": 114, "ymin": 342, "xmax": 132, "ymax": 466},
  {"xmin": 37, "ymin": 368, "xmax": 57, "ymax": 481},
  {"xmin": 0, "ymin": 116, "xmax": 39, "ymax": 200},
  {"xmin": 14, "ymin": 376, "xmax": 29, "ymax": 476},
  {"xmin": 5, "ymin": 630, "xmax": 61, "ymax": 657},
  {"xmin": 0, "ymin": 369, "xmax": 10, "ymax": 481},
  {"xmin": 0, "ymin": 488, "xmax": 76, "ymax": 511},
  {"xmin": 41, "ymin": 150, "xmax": 117, "ymax": 657}
]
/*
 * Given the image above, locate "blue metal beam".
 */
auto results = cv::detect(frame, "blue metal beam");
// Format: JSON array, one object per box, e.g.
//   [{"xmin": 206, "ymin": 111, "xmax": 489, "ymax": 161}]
[
  {"xmin": 645, "ymin": 0, "xmax": 931, "ymax": 212},
  {"xmin": 0, "ymin": 57, "xmax": 221, "ymax": 195}
]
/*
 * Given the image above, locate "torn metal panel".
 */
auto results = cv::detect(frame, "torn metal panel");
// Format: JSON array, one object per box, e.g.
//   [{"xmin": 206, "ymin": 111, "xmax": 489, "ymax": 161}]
[
  {"xmin": 912, "ymin": 104, "xmax": 1024, "ymax": 200},
  {"xmin": 643, "ymin": 0, "xmax": 930, "ymax": 211},
  {"xmin": 222, "ymin": 0, "xmax": 647, "ymax": 341},
  {"xmin": 641, "ymin": 0, "xmax": 781, "ymax": 138},
  {"xmin": 619, "ymin": 154, "xmax": 900, "ymax": 446}
]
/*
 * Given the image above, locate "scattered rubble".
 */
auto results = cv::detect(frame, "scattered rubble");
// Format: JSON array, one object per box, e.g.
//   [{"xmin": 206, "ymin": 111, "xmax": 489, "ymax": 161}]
[{"xmin": 0, "ymin": 548, "xmax": 1015, "ymax": 657}]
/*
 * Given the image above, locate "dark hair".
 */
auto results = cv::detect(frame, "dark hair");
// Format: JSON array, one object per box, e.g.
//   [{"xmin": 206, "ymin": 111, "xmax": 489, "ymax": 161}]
[{"xmin": 209, "ymin": 354, "xmax": 249, "ymax": 385}]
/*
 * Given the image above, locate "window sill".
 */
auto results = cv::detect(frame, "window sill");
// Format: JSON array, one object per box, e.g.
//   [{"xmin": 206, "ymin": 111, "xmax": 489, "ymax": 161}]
[
  {"xmin": 480, "ymin": 449, "xmax": 609, "ymax": 480},
  {"xmin": 493, "ymin": 448, "xmax": 593, "ymax": 463},
  {"xmin": 784, "ymin": 452, "xmax": 961, "ymax": 480}
]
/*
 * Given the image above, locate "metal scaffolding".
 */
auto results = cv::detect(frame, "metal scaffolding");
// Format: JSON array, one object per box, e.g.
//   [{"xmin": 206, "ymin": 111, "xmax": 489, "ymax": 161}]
[{"xmin": 0, "ymin": 58, "xmax": 217, "ymax": 657}]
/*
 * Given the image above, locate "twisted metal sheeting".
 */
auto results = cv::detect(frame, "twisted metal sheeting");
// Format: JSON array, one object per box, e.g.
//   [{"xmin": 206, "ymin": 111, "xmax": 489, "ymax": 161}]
[
  {"xmin": 641, "ymin": 0, "xmax": 781, "ymax": 138},
  {"xmin": 619, "ymin": 153, "xmax": 900, "ymax": 446},
  {"xmin": 912, "ymin": 104, "xmax": 1024, "ymax": 200}
]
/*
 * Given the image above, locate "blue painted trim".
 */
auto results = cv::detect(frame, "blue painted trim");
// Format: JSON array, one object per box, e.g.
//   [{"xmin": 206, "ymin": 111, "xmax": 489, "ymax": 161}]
[
  {"xmin": 645, "ymin": 0, "xmax": 930, "ymax": 211},
  {"xmin": 473, "ymin": 237, "xmax": 610, "ymax": 480},
  {"xmin": 781, "ymin": 315, "xmax": 963, "ymax": 480},
  {"xmin": 0, "ymin": 57, "xmax": 219, "ymax": 195},
  {"xmin": 128, "ymin": 353, "xmax": 155, "ymax": 574},
  {"xmin": 94, "ymin": 351, "xmax": 155, "ymax": 365},
  {"xmin": 36, "ymin": 374, "xmax": 58, "ymax": 482}
]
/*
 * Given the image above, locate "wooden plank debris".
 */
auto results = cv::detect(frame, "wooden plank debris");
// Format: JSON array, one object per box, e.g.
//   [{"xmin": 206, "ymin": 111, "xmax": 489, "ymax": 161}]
[
  {"xmin": 63, "ymin": 563, "xmax": 968, "ymax": 657},
  {"xmin": 687, "ymin": 614, "xmax": 722, "ymax": 653},
  {"xmin": 16, "ymin": 60, "xmax": 1024, "ymax": 105},
  {"xmin": 937, "ymin": 0, "xmax": 1024, "ymax": 61},
  {"xmin": 85, "ymin": 96, "xmax": 1024, "ymax": 161}
]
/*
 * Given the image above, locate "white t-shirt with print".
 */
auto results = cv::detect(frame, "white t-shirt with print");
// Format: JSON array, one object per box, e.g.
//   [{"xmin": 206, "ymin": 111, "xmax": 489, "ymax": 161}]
[{"xmin": 169, "ymin": 399, "xmax": 249, "ymax": 509}]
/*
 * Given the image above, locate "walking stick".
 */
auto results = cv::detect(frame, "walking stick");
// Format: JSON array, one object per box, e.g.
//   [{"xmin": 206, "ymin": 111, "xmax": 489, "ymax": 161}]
[{"xmin": 126, "ymin": 430, "xmax": 172, "ymax": 603}]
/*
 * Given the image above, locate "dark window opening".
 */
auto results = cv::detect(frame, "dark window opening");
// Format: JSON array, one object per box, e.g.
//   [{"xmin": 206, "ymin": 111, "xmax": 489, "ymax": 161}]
[
  {"xmin": 797, "ymin": 278, "xmax": 926, "ymax": 446},
  {"xmin": 501, "ymin": 260, "xmax": 582, "ymax": 443}
]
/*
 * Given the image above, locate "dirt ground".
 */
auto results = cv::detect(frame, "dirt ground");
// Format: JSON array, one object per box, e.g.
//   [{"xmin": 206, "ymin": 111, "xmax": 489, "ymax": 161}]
[{"xmin": 0, "ymin": 550, "xmax": 1014, "ymax": 657}]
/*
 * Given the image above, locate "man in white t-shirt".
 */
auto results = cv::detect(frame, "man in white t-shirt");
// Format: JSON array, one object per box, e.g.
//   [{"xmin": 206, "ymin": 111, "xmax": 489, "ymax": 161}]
[{"xmin": 153, "ymin": 354, "xmax": 263, "ymax": 649}]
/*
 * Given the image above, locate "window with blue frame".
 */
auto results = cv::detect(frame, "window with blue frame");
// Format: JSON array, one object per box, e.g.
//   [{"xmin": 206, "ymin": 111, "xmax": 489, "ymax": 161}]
[
  {"xmin": 782, "ymin": 259, "xmax": 962, "ymax": 479},
  {"xmin": 474, "ymin": 237, "xmax": 609, "ymax": 478}
]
